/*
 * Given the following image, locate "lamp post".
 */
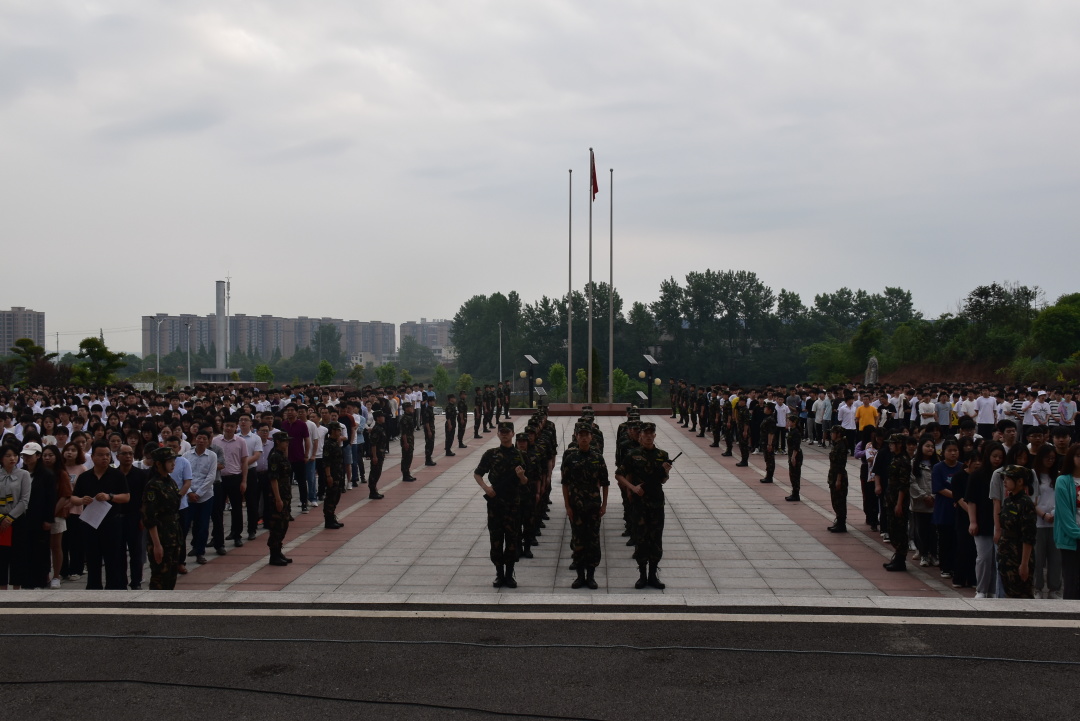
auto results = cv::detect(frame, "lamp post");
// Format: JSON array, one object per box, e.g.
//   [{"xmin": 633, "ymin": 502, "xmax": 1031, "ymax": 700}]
[
  {"xmin": 523, "ymin": 355, "xmax": 538, "ymax": 408},
  {"xmin": 498, "ymin": 321, "xmax": 503, "ymax": 388},
  {"xmin": 185, "ymin": 322, "xmax": 192, "ymax": 388},
  {"xmin": 642, "ymin": 354, "xmax": 659, "ymax": 408},
  {"xmin": 155, "ymin": 318, "xmax": 165, "ymax": 383}
]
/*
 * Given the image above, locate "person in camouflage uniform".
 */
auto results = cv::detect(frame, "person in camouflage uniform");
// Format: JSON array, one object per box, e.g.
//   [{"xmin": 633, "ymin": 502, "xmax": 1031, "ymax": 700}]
[
  {"xmin": 785, "ymin": 414, "xmax": 803, "ymax": 502},
  {"xmin": 142, "ymin": 446, "xmax": 183, "ymax": 590},
  {"xmin": 516, "ymin": 432, "xmax": 541, "ymax": 559},
  {"xmin": 827, "ymin": 425, "xmax": 849, "ymax": 532},
  {"xmin": 734, "ymin": 396, "xmax": 751, "ymax": 466},
  {"xmin": 759, "ymin": 402, "xmax": 777, "ymax": 483},
  {"xmin": 998, "ymin": 465, "xmax": 1036, "ymax": 598},
  {"xmin": 367, "ymin": 411, "xmax": 387, "ymax": 499},
  {"xmin": 473, "ymin": 421, "xmax": 528, "ymax": 588},
  {"xmin": 561, "ymin": 423, "xmax": 610, "ymax": 590},
  {"xmin": 399, "ymin": 402, "xmax": 417, "ymax": 482},
  {"xmin": 473, "ymin": 387, "xmax": 484, "ymax": 438},
  {"xmin": 444, "ymin": 393, "xmax": 458, "ymax": 457},
  {"xmin": 422, "ymin": 396, "xmax": 437, "ymax": 466},
  {"xmin": 321, "ymin": 422, "xmax": 345, "ymax": 529},
  {"xmin": 456, "ymin": 394, "xmax": 469, "ymax": 448},
  {"xmin": 616, "ymin": 422, "xmax": 672, "ymax": 590},
  {"xmin": 883, "ymin": 433, "xmax": 911, "ymax": 571},
  {"xmin": 708, "ymin": 389, "xmax": 724, "ymax": 448},
  {"xmin": 616, "ymin": 420, "xmax": 642, "ymax": 543},
  {"xmin": 720, "ymin": 391, "xmax": 736, "ymax": 456},
  {"xmin": 483, "ymin": 385, "xmax": 496, "ymax": 432},
  {"xmin": 266, "ymin": 432, "xmax": 293, "ymax": 566}
]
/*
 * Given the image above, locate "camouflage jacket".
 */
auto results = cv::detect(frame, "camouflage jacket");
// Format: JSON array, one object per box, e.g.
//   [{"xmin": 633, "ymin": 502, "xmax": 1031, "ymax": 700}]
[
  {"xmin": 323, "ymin": 435, "xmax": 344, "ymax": 482},
  {"xmin": 998, "ymin": 491, "xmax": 1037, "ymax": 564},
  {"xmin": 617, "ymin": 446, "xmax": 670, "ymax": 507},
  {"xmin": 475, "ymin": 445, "xmax": 527, "ymax": 497},
  {"xmin": 787, "ymin": 426, "xmax": 802, "ymax": 456},
  {"xmin": 886, "ymin": 455, "xmax": 911, "ymax": 504},
  {"xmin": 828, "ymin": 438, "xmax": 848, "ymax": 476},
  {"xmin": 560, "ymin": 445, "xmax": 609, "ymax": 507},
  {"xmin": 141, "ymin": 472, "xmax": 181, "ymax": 545},
  {"xmin": 268, "ymin": 448, "xmax": 292, "ymax": 501}
]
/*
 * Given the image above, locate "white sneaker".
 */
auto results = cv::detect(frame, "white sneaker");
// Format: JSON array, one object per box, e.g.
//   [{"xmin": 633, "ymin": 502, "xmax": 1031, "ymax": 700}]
[
  {"xmin": 50, "ymin": 578, "xmax": 61, "ymax": 589},
  {"xmin": 974, "ymin": 592, "xmax": 987, "ymax": 599},
  {"xmin": 310, "ymin": 501, "xmax": 319, "ymax": 507},
  {"xmin": 912, "ymin": 551, "xmax": 921, "ymax": 561},
  {"xmin": 909, "ymin": 541, "xmax": 916, "ymax": 551},
  {"xmin": 919, "ymin": 557, "xmax": 929, "ymax": 567}
]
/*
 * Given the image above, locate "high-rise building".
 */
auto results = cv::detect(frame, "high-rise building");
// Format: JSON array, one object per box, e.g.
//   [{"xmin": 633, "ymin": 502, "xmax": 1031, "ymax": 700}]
[
  {"xmin": 399, "ymin": 318, "xmax": 453, "ymax": 360},
  {"xmin": 1, "ymin": 307, "xmax": 46, "ymax": 350}
]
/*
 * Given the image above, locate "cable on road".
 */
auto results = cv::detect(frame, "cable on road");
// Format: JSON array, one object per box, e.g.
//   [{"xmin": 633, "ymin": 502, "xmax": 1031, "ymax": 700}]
[
  {"xmin": 0, "ymin": 679, "xmax": 611, "ymax": 721},
  {"xmin": 3, "ymin": 631, "xmax": 1080, "ymax": 668}
]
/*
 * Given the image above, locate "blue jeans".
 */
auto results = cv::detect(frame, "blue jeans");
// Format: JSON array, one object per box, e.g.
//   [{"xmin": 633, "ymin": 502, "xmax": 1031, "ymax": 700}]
[
  {"xmin": 306, "ymin": 460, "xmax": 317, "ymax": 502},
  {"xmin": 189, "ymin": 499, "xmax": 214, "ymax": 556}
]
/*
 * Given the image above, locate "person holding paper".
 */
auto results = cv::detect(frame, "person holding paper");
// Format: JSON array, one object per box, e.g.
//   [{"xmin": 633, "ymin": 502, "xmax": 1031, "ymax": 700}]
[{"xmin": 70, "ymin": 441, "xmax": 130, "ymax": 590}]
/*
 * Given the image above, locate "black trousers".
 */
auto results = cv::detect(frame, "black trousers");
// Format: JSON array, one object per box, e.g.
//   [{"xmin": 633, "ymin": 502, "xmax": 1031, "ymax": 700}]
[
  {"xmin": 246, "ymin": 471, "xmax": 266, "ymax": 535},
  {"xmin": 291, "ymin": 461, "xmax": 309, "ymax": 507},
  {"xmin": 122, "ymin": 517, "xmax": 145, "ymax": 588},
  {"xmin": 83, "ymin": 517, "xmax": 126, "ymax": 590},
  {"xmin": 213, "ymin": 475, "xmax": 245, "ymax": 547}
]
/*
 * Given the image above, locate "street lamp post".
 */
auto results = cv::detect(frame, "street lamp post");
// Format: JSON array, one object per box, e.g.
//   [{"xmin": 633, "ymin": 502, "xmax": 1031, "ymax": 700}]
[
  {"xmin": 498, "ymin": 321, "xmax": 503, "ymax": 388},
  {"xmin": 642, "ymin": 354, "xmax": 659, "ymax": 408},
  {"xmin": 156, "ymin": 318, "xmax": 165, "ymax": 383},
  {"xmin": 185, "ymin": 322, "xmax": 192, "ymax": 388}
]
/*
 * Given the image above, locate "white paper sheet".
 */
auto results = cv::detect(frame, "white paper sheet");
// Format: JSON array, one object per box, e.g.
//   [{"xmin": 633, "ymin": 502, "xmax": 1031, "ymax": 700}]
[{"xmin": 79, "ymin": 499, "xmax": 112, "ymax": 529}]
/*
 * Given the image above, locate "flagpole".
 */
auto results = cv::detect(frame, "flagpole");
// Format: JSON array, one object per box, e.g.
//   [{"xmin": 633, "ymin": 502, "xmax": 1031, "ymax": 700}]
[
  {"xmin": 608, "ymin": 167, "xmax": 614, "ymax": 404},
  {"xmin": 587, "ymin": 148, "xmax": 594, "ymax": 406},
  {"xmin": 567, "ymin": 168, "xmax": 573, "ymax": 405}
]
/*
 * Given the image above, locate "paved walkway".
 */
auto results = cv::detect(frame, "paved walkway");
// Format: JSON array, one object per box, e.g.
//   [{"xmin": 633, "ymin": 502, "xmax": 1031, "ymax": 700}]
[{"xmin": 127, "ymin": 413, "xmax": 960, "ymax": 602}]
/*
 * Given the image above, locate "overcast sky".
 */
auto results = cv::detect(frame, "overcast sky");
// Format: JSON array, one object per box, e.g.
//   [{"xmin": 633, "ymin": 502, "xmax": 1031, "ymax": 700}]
[{"xmin": 3, "ymin": 1, "xmax": 1077, "ymax": 353}]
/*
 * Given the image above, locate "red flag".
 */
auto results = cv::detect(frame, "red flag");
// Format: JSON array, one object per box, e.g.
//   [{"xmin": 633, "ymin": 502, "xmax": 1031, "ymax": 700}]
[{"xmin": 590, "ymin": 148, "xmax": 598, "ymax": 202}]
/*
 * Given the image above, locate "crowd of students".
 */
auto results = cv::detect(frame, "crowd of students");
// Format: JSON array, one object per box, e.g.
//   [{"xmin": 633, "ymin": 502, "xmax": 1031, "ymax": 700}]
[
  {"xmin": 668, "ymin": 382, "xmax": 1080, "ymax": 600},
  {"xmin": 0, "ymin": 382, "xmax": 434, "ymax": 590}
]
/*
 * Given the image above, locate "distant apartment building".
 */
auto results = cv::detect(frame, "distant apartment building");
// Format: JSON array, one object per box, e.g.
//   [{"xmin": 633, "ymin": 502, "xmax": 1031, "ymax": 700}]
[
  {"xmin": 1, "ymin": 306, "xmax": 46, "ymax": 350},
  {"xmin": 399, "ymin": 318, "xmax": 455, "ymax": 361},
  {"xmin": 142, "ymin": 314, "xmax": 396, "ymax": 363}
]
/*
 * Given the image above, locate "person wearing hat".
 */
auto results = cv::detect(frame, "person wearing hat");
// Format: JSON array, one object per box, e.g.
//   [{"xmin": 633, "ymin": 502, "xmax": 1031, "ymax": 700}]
[
  {"xmin": 824, "ymin": 425, "xmax": 849, "ymax": 532},
  {"xmin": 733, "ymin": 395, "xmax": 751, "ymax": 466},
  {"xmin": 473, "ymin": 421, "xmax": 528, "ymax": 588},
  {"xmin": 16, "ymin": 442, "xmax": 56, "ymax": 589},
  {"xmin": 562, "ymin": 422, "xmax": 610, "ymax": 589},
  {"xmin": 142, "ymin": 446, "xmax": 182, "ymax": 590},
  {"xmin": 367, "ymin": 410, "xmax": 388, "ymax": 499},
  {"xmin": 321, "ymin": 422, "xmax": 345, "ymax": 530},
  {"xmin": 515, "ymin": 431, "xmax": 540, "ymax": 559},
  {"xmin": 443, "ymin": 393, "xmax": 458, "ymax": 458},
  {"xmin": 422, "ymin": 395, "xmax": 437, "ymax": 467},
  {"xmin": 265, "ymin": 431, "xmax": 294, "ymax": 566},
  {"xmin": 399, "ymin": 402, "xmax": 417, "ymax": 483},
  {"xmin": 616, "ymin": 421, "xmax": 671, "ymax": 590},
  {"xmin": 997, "ymin": 464, "xmax": 1037, "ymax": 598},
  {"xmin": 455, "ymin": 393, "xmax": 469, "ymax": 449},
  {"xmin": 883, "ymin": 434, "xmax": 912, "ymax": 571},
  {"xmin": 785, "ymin": 414, "xmax": 803, "ymax": 502}
]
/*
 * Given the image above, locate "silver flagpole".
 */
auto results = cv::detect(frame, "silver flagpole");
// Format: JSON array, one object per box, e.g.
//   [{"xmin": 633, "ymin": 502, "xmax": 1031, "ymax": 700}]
[
  {"xmin": 567, "ymin": 168, "xmax": 573, "ymax": 405},
  {"xmin": 587, "ymin": 149, "xmax": 594, "ymax": 406},
  {"xmin": 608, "ymin": 167, "xmax": 614, "ymax": 404}
]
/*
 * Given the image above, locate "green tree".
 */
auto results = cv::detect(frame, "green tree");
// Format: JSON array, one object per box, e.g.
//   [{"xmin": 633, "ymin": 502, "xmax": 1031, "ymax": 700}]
[
  {"xmin": 575, "ymin": 367, "xmax": 587, "ymax": 401},
  {"xmin": 433, "ymin": 365, "xmax": 451, "ymax": 398},
  {"xmin": 315, "ymin": 359, "xmax": 335, "ymax": 385},
  {"xmin": 375, "ymin": 363, "xmax": 398, "ymax": 388},
  {"xmin": 456, "ymin": 373, "xmax": 474, "ymax": 393},
  {"xmin": 312, "ymin": 323, "xmax": 343, "ymax": 367},
  {"xmin": 72, "ymin": 337, "xmax": 127, "ymax": 387},
  {"xmin": 253, "ymin": 363, "xmax": 275, "ymax": 384},
  {"xmin": 399, "ymin": 368, "xmax": 413, "ymax": 385},
  {"xmin": 1030, "ymin": 303, "xmax": 1080, "ymax": 362},
  {"xmin": 347, "ymin": 364, "xmax": 366, "ymax": 387},
  {"xmin": 9, "ymin": 338, "xmax": 58, "ymax": 385},
  {"xmin": 546, "ymin": 362, "xmax": 567, "ymax": 401},
  {"xmin": 612, "ymin": 368, "xmax": 630, "ymax": 401},
  {"xmin": 398, "ymin": 335, "xmax": 438, "ymax": 374}
]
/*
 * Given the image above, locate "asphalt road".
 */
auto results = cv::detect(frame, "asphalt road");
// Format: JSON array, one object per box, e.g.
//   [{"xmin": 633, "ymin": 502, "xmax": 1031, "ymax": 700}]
[{"xmin": 4, "ymin": 608, "xmax": 1079, "ymax": 720}]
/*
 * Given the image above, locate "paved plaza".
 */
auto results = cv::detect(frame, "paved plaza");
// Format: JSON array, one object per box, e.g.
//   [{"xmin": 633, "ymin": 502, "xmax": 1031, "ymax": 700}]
[{"xmin": 18, "ymin": 413, "xmax": 1008, "ymax": 606}]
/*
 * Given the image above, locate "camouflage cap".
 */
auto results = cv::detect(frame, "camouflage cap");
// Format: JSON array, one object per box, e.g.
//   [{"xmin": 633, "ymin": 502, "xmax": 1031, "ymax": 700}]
[
  {"xmin": 274, "ymin": 431, "xmax": 293, "ymax": 441},
  {"xmin": 324, "ymin": 421, "xmax": 342, "ymax": 432},
  {"xmin": 1003, "ymin": 464, "xmax": 1030, "ymax": 481},
  {"xmin": 887, "ymin": 433, "xmax": 906, "ymax": 444},
  {"xmin": 515, "ymin": 433, "xmax": 529, "ymax": 442},
  {"xmin": 150, "ymin": 446, "xmax": 176, "ymax": 463},
  {"xmin": 574, "ymin": 423, "xmax": 594, "ymax": 435},
  {"xmin": 639, "ymin": 422, "xmax": 656, "ymax": 433},
  {"xmin": 830, "ymin": 425, "xmax": 845, "ymax": 434},
  {"xmin": 497, "ymin": 421, "xmax": 514, "ymax": 433},
  {"xmin": 402, "ymin": 401, "xmax": 413, "ymax": 408},
  {"xmin": 372, "ymin": 410, "xmax": 384, "ymax": 419}
]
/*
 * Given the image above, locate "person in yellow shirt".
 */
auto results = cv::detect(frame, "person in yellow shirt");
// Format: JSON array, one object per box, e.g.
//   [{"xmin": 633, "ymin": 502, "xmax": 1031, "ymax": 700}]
[{"xmin": 855, "ymin": 401, "xmax": 879, "ymax": 431}]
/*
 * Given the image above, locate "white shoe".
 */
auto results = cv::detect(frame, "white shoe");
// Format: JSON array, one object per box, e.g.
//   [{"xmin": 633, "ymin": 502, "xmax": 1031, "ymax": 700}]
[
  {"xmin": 919, "ymin": 557, "xmax": 929, "ymax": 567},
  {"xmin": 912, "ymin": 551, "xmax": 921, "ymax": 560},
  {"xmin": 909, "ymin": 541, "xmax": 917, "ymax": 551},
  {"xmin": 50, "ymin": 578, "xmax": 61, "ymax": 589},
  {"xmin": 310, "ymin": 501, "xmax": 319, "ymax": 507},
  {"xmin": 974, "ymin": 592, "xmax": 987, "ymax": 599}
]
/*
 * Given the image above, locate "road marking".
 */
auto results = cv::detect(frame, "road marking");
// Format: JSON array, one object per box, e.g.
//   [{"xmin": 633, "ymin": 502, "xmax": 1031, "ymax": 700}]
[{"xmin": 2, "ymin": 607, "xmax": 1080, "ymax": 627}]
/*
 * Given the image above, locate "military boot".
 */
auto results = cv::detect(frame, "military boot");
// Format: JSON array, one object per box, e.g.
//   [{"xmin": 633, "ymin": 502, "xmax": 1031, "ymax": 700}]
[
  {"xmin": 571, "ymin": 567, "xmax": 586, "ymax": 589},
  {"xmin": 492, "ymin": 564, "xmax": 505, "ymax": 588},
  {"xmin": 503, "ymin": 563, "xmax": 517, "ymax": 588},
  {"xmin": 785, "ymin": 494, "xmax": 801, "ymax": 502},
  {"xmin": 268, "ymin": 549, "xmax": 288, "ymax": 567},
  {"xmin": 647, "ymin": 562, "xmax": 666, "ymax": 590},
  {"xmin": 585, "ymin": 567, "xmax": 598, "ymax": 590},
  {"xmin": 635, "ymin": 563, "xmax": 648, "ymax": 589},
  {"xmin": 827, "ymin": 522, "xmax": 848, "ymax": 533}
]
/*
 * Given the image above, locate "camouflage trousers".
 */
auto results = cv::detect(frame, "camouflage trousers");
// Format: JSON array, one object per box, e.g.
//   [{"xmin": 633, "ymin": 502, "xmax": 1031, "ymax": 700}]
[
  {"xmin": 738, "ymin": 436, "xmax": 750, "ymax": 463},
  {"xmin": 148, "ymin": 539, "xmax": 180, "ymax": 590},
  {"xmin": 323, "ymin": 480, "xmax": 342, "ymax": 521},
  {"xmin": 632, "ymin": 501, "xmax": 665, "ymax": 565},
  {"xmin": 788, "ymin": 451, "xmax": 803, "ymax": 495},
  {"xmin": 624, "ymin": 488, "xmax": 639, "ymax": 540},
  {"xmin": 520, "ymin": 485, "xmax": 537, "ymax": 543},
  {"xmin": 828, "ymin": 471, "xmax": 848, "ymax": 524},
  {"xmin": 999, "ymin": 554, "xmax": 1035, "ymax": 599},
  {"xmin": 724, "ymin": 427, "xmax": 734, "ymax": 453},
  {"xmin": 486, "ymin": 494, "xmax": 521, "ymax": 565},
  {"xmin": 266, "ymin": 501, "xmax": 291, "ymax": 550},
  {"xmin": 763, "ymin": 446, "xmax": 776, "ymax": 478},
  {"xmin": 400, "ymin": 439, "xmax": 414, "ymax": 476},
  {"xmin": 424, "ymin": 428, "xmax": 435, "ymax": 460},
  {"xmin": 888, "ymin": 504, "xmax": 908, "ymax": 561},
  {"xmin": 569, "ymin": 502, "xmax": 602, "ymax": 569}
]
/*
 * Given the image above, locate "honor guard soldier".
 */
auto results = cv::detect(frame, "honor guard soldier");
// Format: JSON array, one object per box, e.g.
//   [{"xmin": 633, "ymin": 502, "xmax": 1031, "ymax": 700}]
[
  {"xmin": 759, "ymin": 402, "xmax": 777, "ymax": 483},
  {"xmin": 456, "ymin": 393, "xmax": 469, "ymax": 448},
  {"xmin": 142, "ymin": 446, "xmax": 183, "ymax": 590},
  {"xmin": 321, "ymin": 422, "xmax": 345, "ymax": 529},
  {"xmin": 734, "ymin": 396, "xmax": 751, "ymax": 466},
  {"xmin": 444, "ymin": 393, "xmax": 457, "ymax": 457},
  {"xmin": 616, "ymin": 422, "xmax": 672, "ymax": 590},
  {"xmin": 266, "ymin": 431, "xmax": 293, "ymax": 566},
  {"xmin": 367, "ymin": 411, "xmax": 387, "ymax": 499},
  {"xmin": 473, "ymin": 421, "xmax": 528, "ymax": 588},
  {"xmin": 422, "ymin": 395, "xmax": 437, "ymax": 466},
  {"xmin": 785, "ymin": 414, "xmax": 803, "ymax": 502},
  {"xmin": 399, "ymin": 402, "xmax": 417, "ymax": 482},
  {"xmin": 561, "ymin": 423, "xmax": 610, "ymax": 589}
]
